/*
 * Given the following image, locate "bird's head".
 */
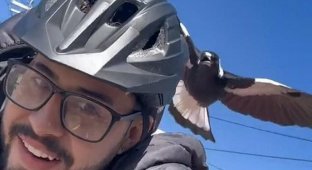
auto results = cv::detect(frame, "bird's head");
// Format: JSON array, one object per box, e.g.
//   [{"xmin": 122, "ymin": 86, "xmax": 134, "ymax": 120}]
[
  {"xmin": 199, "ymin": 51, "xmax": 219, "ymax": 65},
  {"xmin": 198, "ymin": 51, "xmax": 224, "ymax": 78}
]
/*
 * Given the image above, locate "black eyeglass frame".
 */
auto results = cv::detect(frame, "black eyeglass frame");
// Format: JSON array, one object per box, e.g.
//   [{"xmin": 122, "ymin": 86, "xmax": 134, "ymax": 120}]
[{"xmin": 3, "ymin": 59, "xmax": 142, "ymax": 143}]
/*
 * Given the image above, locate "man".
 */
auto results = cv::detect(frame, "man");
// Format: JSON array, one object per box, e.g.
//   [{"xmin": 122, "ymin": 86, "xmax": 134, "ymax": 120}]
[{"xmin": 0, "ymin": 0, "xmax": 208, "ymax": 169}]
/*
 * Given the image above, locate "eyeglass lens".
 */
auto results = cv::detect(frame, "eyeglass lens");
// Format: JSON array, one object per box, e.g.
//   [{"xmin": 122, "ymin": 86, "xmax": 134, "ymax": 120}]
[{"xmin": 5, "ymin": 64, "xmax": 114, "ymax": 142}]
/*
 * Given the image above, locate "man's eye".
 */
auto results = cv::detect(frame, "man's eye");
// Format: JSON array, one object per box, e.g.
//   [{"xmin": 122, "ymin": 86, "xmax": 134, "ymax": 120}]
[
  {"xmin": 78, "ymin": 102, "xmax": 99, "ymax": 117},
  {"xmin": 32, "ymin": 77, "xmax": 49, "ymax": 89}
]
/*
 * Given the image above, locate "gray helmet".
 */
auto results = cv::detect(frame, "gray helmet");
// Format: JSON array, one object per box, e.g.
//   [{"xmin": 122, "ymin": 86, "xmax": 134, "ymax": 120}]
[
  {"xmin": 0, "ymin": 13, "xmax": 34, "ymax": 62},
  {"xmin": 13, "ymin": 0, "xmax": 188, "ymax": 109}
]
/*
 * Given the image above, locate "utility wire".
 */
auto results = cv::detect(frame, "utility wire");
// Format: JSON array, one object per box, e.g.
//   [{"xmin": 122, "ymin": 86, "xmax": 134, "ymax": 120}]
[
  {"xmin": 205, "ymin": 148, "xmax": 312, "ymax": 163},
  {"xmin": 210, "ymin": 115, "xmax": 312, "ymax": 143},
  {"xmin": 208, "ymin": 162, "xmax": 224, "ymax": 170}
]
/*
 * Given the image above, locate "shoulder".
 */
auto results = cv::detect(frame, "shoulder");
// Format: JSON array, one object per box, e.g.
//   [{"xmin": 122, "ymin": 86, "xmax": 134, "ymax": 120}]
[{"xmin": 110, "ymin": 133, "xmax": 208, "ymax": 170}]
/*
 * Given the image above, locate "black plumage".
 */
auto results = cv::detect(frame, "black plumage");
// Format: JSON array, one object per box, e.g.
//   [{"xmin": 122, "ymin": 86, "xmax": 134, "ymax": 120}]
[{"xmin": 169, "ymin": 24, "xmax": 312, "ymax": 141}]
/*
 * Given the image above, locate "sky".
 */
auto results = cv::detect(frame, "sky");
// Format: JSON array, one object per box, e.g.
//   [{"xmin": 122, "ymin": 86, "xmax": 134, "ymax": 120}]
[{"xmin": 1, "ymin": 0, "xmax": 312, "ymax": 170}]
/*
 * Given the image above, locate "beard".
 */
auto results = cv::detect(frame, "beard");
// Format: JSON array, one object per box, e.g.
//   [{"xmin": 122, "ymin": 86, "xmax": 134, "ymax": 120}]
[{"xmin": 0, "ymin": 117, "xmax": 126, "ymax": 170}]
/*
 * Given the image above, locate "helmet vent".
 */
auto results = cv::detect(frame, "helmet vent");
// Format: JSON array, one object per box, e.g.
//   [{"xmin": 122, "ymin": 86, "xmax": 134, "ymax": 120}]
[
  {"xmin": 128, "ymin": 28, "xmax": 165, "ymax": 60},
  {"xmin": 109, "ymin": 2, "xmax": 138, "ymax": 26},
  {"xmin": 142, "ymin": 30, "xmax": 160, "ymax": 50}
]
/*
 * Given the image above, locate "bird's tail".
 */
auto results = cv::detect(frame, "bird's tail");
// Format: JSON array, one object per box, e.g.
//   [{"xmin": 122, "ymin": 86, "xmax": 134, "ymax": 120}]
[{"xmin": 169, "ymin": 80, "xmax": 215, "ymax": 142}]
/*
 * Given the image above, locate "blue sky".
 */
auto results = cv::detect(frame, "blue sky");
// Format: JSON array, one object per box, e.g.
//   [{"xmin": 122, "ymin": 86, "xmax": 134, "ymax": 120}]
[
  {"xmin": 162, "ymin": 1, "xmax": 312, "ymax": 170},
  {"xmin": 1, "ymin": 0, "xmax": 312, "ymax": 170}
]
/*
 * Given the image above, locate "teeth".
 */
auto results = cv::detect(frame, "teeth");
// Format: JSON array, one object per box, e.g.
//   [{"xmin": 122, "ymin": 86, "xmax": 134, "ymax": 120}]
[
  {"xmin": 22, "ymin": 140, "xmax": 59, "ymax": 161},
  {"xmin": 48, "ymin": 156, "xmax": 56, "ymax": 161}
]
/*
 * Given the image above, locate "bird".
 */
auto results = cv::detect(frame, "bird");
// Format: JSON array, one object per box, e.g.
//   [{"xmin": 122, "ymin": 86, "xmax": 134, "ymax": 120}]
[{"xmin": 169, "ymin": 24, "xmax": 312, "ymax": 142}]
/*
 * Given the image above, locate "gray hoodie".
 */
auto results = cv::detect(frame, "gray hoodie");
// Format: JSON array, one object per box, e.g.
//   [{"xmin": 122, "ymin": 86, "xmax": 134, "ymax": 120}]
[{"xmin": 109, "ymin": 133, "xmax": 208, "ymax": 170}]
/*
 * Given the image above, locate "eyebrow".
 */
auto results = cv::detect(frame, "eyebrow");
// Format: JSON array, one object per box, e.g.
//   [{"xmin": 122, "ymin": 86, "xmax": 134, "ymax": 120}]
[
  {"xmin": 33, "ymin": 61, "xmax": 113, "ymax": 106},
  {"xmin": 33, "ymin": 62, "xmax": 59, "ymax": 81},
  {"xmin": 78, "ymin": 87, "xmax": 113, "ymax": 106}
]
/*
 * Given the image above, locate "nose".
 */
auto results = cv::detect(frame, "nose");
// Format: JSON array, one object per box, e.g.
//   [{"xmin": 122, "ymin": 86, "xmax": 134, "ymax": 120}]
[{"xmin": 29, "ymin": 94, "xmax": 64, "ymax": 138}]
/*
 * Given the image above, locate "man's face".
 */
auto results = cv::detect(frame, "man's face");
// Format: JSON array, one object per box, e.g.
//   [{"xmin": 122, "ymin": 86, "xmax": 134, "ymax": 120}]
[{"xmin": 1, "ymin": 54, "xmax": 139, "ymax": 170}]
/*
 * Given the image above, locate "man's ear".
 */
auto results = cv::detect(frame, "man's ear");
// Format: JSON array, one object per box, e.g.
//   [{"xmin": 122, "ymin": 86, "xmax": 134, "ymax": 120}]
[
  {"xmin": 118, "ymin": 116, "xmax": 143, "ymax": 154},
  {"xmin": 118, "ymin": 116, "xmax": 154, "ymax": 154}
]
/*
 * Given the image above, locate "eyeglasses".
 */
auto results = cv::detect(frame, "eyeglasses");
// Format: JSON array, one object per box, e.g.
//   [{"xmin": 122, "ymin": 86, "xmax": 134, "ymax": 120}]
[{"xmin": 3, "ymin": 60, "xmax": 141, "ymax": 142}]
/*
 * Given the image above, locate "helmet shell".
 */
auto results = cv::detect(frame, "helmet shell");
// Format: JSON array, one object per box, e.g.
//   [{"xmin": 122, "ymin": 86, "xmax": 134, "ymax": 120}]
[{"xmin": 13, "ymin": 0, "xmax": 188, "ymax": 105}]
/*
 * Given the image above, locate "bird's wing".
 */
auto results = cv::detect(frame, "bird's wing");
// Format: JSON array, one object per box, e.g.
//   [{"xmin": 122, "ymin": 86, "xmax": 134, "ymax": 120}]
[
  {"xmin": 180, "ymin": 23, "xmax": 200, "ymax": 66},
  {"xmin": 169, "ymin": 80, "xmax": 215, "ymax": 141},
  {"xmin": 220, "ymin": 74, "xmax": 312, "ymax": 127}
]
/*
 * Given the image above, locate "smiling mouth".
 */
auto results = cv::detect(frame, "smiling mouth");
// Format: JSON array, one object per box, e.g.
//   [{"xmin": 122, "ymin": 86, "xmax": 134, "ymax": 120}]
[{"xmin": 19, "ymin": 135, "xmax": 60, "ymax": 162}]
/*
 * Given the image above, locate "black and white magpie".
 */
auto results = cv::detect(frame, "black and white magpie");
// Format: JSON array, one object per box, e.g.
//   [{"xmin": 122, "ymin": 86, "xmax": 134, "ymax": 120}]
[{"xmin": 169, "ymin": 24, "xmax": 312, "ymax": 141}]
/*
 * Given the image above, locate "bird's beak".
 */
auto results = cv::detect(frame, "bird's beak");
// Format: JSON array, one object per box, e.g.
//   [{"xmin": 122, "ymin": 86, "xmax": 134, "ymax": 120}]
[{"xmin": 199, "ymin": 52, "xmax": 212, "ymax": 64}]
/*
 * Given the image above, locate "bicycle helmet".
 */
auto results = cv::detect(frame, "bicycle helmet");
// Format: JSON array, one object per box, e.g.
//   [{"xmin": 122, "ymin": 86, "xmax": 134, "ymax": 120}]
[
  {"xmin": 13, "ymin": 0, "xmax": 189, "ymax": 137},
  {"xmin": 0, "ymin": 13, "xmax": 34, "ymax": 62}
]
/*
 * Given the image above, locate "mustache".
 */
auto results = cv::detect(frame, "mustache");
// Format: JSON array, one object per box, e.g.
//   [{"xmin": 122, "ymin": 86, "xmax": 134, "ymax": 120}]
[{"xmin": 9, "ymin": 124, "xmax": 74, "ymax": 167}]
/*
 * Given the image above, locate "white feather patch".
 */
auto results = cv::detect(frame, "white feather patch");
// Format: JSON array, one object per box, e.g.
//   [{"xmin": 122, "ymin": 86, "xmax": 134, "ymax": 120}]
[
  {"xmin": 153, "ymin": 129, "xmax": 165, "ymax": 135},
  {"xmin": 180, "ymin": 23, "xmax": 190, "ymax": 37},
  {"xmin": 218, "ymin": 59, "xmax": 224, "ymax": 78},
  {"xmin": 172, "ymin": 80, "xmax": 211, "ymax": 131},
  {"xmin": 255, "ymin": 78, "xmax": 291, "ymax": 88}
]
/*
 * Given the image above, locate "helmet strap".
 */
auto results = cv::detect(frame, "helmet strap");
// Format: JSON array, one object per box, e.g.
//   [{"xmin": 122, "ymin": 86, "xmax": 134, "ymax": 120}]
[{"xmin": 140, "ymin": 113, "xmax": 151, "ymax": 140}]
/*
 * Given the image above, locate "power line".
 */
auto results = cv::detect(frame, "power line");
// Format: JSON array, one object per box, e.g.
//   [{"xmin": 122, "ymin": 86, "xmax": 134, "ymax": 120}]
[
  {"xmin": 205, "ymin": 148, "xmax": 312, "ymax": 163},
  {"xmin": 210, "ymin": 115, "xmax": 312, "ymax": 143},
  {"xmin": 208, "ymin": 162, "xmax": 224, "ymax": 170}
]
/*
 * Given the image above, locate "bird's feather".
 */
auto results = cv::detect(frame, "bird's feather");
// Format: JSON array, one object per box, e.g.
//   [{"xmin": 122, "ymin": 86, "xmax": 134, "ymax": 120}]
[
  {"xmin": 178, "ymin": 23, "xmax": 312, "ymax": 141},
  {"xmin": 221, "ymin": 75, "xmax": 312, "ymax": 127},
  {"xmin": 169, "ymin": 80, "xmax": 215, "ymax": 141},
  {"xmin": 180, "ymin": 23, "xmax": 200, "ymax": 66}
]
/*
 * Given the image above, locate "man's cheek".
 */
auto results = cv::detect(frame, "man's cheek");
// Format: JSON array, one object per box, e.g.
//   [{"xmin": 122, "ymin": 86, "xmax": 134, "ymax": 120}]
[
  {"xmin": 5, "ymin": 139, "xmax": 20, "ymax": 168},
  {"xmin": 2, "ymin": 111, "xmax": 12, "ymax": 145},
  {"xmin": 2, "ymin": 104, "xmax": 23, "ymax": 147},
  {"xmin": 1, "ymin": 127, "xmax": 21, "ymax": 170}
]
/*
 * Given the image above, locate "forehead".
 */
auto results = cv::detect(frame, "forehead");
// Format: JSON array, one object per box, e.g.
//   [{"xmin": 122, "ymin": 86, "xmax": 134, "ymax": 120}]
[{"xmin": 30, "ymin": 54, "xmax": 136, "ymax": 114}]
